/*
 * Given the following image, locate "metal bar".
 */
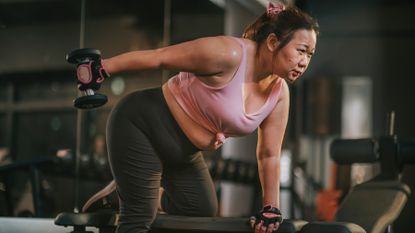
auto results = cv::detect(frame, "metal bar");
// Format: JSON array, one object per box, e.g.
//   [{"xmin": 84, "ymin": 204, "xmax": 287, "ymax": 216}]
[
  {"xmin": 30, "ymin": 166, "xmax": 43, "ymax": 217},
  {"xmin": 79, "ymin": 0, "xmax": 86, "ymax": 49},
  {"xmin": 5, "ymin": 81, "xmax": 14, "ymax": 160},
  {"xmin": 74, "ymin": 0, "xmax": 87, "ymax": 213},
  {"xmin": 2, "ymin": 175, "xmax": 14, "ymax": 216},
  {"xmin": 386, "ymin": 111, "xmax": 395, "ymax": 136}
]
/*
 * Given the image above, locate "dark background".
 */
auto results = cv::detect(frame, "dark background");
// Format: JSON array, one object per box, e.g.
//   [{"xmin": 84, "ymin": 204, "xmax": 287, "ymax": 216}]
[{"xmin": 0, "ymin": 0, "xmax": 414, "ymax": 231}]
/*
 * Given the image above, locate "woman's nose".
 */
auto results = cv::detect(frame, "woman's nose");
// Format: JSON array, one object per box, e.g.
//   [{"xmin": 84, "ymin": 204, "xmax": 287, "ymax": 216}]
[{"xmin": 299, "ymin": 55, "xmax": 309, "ymax": 67}]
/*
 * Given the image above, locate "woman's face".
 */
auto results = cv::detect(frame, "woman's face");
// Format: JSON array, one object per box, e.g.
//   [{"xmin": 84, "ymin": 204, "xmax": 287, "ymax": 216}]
[{"xmin": 272, "ymin": 29, "xmax": 317, "ymax": 83}]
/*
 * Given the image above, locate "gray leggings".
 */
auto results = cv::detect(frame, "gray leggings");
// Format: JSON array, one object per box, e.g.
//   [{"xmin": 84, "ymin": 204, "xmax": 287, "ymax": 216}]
[{"xmin": 106, "ymin": 87, "xmax": 218, "ymax": 233}]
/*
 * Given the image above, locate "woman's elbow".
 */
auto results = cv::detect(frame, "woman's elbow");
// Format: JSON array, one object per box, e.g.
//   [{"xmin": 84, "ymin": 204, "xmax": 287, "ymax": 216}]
[
  {"xmin": 155, "ymin": 48, "xmax": 173, "ymax": 70},
  {"xmin": 257, "ymin": 148, "xmax": 280, "ymax": 160}
]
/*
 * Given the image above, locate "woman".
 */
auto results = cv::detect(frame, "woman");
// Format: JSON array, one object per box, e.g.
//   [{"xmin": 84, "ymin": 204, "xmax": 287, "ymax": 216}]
[{"xmin": 80, "ymin": 3, "xmax": 319, "ymax": 233}]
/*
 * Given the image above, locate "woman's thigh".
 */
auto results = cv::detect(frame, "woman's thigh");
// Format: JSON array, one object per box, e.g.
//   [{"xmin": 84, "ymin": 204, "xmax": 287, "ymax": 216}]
[
  {"xmin": 107, "ymin": 105, "xmax": 162, "ymax": 232},
  {"xmin": 161, "ymin": 152, "xmax": 218, "ymax": 217}
]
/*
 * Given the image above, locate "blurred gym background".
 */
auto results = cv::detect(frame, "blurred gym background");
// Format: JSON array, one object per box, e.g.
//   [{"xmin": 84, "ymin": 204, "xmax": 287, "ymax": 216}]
[{"xmin": 0, "ymin": 0, "xmax": 414, "ymax": 232}]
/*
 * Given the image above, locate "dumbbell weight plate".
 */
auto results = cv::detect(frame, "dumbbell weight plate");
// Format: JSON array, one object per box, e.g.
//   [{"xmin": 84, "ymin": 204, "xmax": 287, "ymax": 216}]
[
  {"xmin": 74, "ymin": 93, "xmax": 108, "ymax": 109},
  {"xmin": 66, "ymin": 48, "xmax": 102, "ymax": 64}
]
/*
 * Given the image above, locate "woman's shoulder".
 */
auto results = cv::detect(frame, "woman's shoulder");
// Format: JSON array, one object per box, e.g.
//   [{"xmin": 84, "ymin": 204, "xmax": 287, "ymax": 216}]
[
  {"xmin": 196, "ymin": 36, "xmax": 255, "ymax": 50},
  {"xmin": 197, "ymin": 36, "xmax": 246, "ymax": 68},
  {"xmin": 278, "ymin": 78, "xmax": 290, "ymax": 101},
  {"xmin": 215, "ymin": 36, "xmax": 256, "ymax": 49},
  {"xmin": 185, "ymin": 36, "xmax": 255, "ymax": 71}
]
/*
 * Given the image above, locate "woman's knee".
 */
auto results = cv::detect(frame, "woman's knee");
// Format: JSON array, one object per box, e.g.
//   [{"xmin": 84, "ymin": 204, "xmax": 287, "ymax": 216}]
[
  {"xmin": 160, "ymin": 192, "xmax": 218, "ymax": 217},
  {"xmin": 197, "ymin": 200, "xmax": 218, "ymax": 217}
]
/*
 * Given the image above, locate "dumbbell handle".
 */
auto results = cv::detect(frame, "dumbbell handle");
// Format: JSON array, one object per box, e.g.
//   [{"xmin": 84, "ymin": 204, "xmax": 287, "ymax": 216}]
[{"xmin": 84, "ymin": 89, "xmax": 95, "ymax": 96}]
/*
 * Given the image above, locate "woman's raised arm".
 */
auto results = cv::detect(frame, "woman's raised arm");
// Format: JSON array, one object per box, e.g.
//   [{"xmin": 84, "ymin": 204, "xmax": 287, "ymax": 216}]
[{"xmin": 103, "ymin": 36, "xmax": 241, "ymax": 76}]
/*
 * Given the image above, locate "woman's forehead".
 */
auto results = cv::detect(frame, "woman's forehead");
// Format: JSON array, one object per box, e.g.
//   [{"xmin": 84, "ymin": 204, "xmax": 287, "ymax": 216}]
[{"xmin": 291, "ymin": 29, "xmax": 317, "ymax": 49}]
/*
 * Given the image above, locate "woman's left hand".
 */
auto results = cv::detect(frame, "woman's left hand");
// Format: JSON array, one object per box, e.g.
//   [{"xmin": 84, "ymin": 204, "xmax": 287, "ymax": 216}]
[{"xmin": 249, "ymin": 205, "xmax": 283, "ymax": 233}]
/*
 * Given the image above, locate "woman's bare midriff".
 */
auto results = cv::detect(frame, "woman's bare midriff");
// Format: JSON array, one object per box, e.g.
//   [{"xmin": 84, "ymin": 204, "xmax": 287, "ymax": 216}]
[{"xmin": 162, "ymin": 84, "xmax": 219, "ymax": 151}]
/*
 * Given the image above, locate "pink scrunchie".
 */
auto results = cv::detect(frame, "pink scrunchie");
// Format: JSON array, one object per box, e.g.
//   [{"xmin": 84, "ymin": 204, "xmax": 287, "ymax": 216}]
[{"xmin": 267, "ymin": 2, "xmax": 285, "ymax": 18}]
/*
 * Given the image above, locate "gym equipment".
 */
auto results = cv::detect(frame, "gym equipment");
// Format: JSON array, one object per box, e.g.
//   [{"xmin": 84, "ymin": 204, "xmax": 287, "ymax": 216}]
[
  {"xmin": 54, "ymin": 211, "xmax": 307, "ymax": 233},
  {"xmin": 207, "ymin": 156, "xmax": 259, "ymax": 184},
  {"xmin": 300, "ymin": 112, "xmax": 414, "ymax": 233},
  {"xmin": 0, "ymin": 156, "xmax": 55, "ymax": 217},
  {"xmin": 66, "ymin": 48, "xmax": 108, "ymax": 109},
  {"xmin": 0, "ymin": 149, "xmax": 113, "ymax": 218}
]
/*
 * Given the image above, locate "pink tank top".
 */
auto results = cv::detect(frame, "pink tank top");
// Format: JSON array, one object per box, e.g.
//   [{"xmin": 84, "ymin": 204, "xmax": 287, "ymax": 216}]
[{"xmin": 167, "ymin": 37, "xmax": 283, "ymax": 147}]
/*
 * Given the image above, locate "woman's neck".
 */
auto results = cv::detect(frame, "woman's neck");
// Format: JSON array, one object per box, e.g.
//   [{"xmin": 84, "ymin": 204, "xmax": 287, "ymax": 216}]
[{"xmin": 252, "ymin": 42, "xmax": 274, "ymax": 83}]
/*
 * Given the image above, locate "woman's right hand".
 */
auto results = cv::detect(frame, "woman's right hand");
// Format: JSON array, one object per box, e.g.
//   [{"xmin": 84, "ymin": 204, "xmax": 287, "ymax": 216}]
[{"xmin": 77, "ymin": 59, "xmax": 110, "ymax": 91}]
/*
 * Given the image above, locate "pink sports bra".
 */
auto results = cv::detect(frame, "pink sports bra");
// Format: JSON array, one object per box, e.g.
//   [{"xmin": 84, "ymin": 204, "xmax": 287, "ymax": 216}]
[{"xmin": 167, "ymin": 37, "xmax": 283, "ymax": 147}]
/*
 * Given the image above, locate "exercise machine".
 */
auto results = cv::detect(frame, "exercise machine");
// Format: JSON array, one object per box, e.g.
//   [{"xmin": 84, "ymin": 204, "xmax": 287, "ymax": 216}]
[{"xmin": 300, "ymin": 113, "xmax": 414, "ymax": 233}]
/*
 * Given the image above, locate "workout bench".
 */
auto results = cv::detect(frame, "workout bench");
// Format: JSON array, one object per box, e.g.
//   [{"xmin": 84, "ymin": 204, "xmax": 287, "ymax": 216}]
[{"xmin": 55, "ymin": 211, "xmax": 307, "ymax": 233}]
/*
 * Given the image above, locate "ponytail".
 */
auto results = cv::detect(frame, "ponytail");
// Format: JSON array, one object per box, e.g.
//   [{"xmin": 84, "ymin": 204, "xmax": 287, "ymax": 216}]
[{"xmin": 242, "ymin": 4, "xmax": 319, "ymax": 50}]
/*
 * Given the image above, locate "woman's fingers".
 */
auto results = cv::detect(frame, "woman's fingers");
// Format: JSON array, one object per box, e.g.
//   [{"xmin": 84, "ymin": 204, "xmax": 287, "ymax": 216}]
[
  {"xmin": 255, "ymin": 220, "xmax": 264, "ymax": 233},
  {"xmin": 250, "ymin": 216, "xmax": 256, "ymax": 228},
  {"xmin": 250, "ymin": 217, "xmax": 280, "ymax": 233},
  {"xmin": 266, "ymin": 223, "xmax": 275, "ymax": 233},
  {"xmin": 273, "ymin": 222, "xmax": 280, "ymax": 231}
]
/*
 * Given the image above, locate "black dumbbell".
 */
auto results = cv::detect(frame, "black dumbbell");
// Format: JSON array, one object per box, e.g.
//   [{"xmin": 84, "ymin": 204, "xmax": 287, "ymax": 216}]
[{"xmin": 66, "ymin": 48, "xmax": 108, "ymax": 109}]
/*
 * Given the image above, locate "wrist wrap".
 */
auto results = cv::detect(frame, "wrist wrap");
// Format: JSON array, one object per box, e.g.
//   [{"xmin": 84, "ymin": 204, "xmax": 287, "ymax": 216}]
[
  {"xmin": 77, "ymin": 59, "xmax": 110, "ymax": 91},
  {"xmin": 255, "ymin": 205, "xmax": 283, "ymax": 226}
]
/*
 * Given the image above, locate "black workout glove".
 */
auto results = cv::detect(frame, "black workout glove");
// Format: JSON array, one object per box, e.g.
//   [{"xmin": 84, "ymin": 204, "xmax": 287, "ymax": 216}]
[
  {"xmin": 76, "ymin": 59, "xmax": 110, "ymax": 91},
  {"xmin": 251, "ymin": 205, "xmax": 283, "ymax": 229}
]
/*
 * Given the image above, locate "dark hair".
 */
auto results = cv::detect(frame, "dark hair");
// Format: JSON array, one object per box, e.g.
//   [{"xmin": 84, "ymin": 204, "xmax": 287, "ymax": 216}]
[{"xmin": 242, "ymin": 5, "xmax": 319, "ymax": 50}]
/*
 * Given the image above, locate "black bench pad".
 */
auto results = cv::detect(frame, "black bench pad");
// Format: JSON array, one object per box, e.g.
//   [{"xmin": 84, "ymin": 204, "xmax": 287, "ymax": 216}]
[
  {"xmin": 299, "ymin": 222, "xmax": 366, "ymax": 233},
  {"xmin": 55, "ymin": 212, "xmax": 307, "ymax": 233}
]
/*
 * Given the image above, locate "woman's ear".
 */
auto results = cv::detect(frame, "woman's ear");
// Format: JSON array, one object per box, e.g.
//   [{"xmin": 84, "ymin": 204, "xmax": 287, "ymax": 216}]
[{"xmin": 266, "ymin": 33, "xmax": 279, "ymax": 52}]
